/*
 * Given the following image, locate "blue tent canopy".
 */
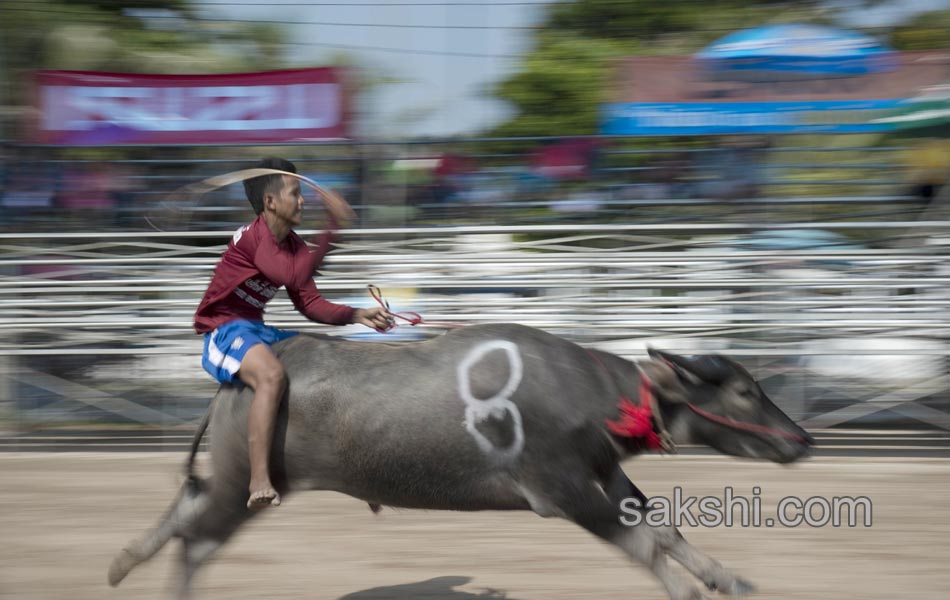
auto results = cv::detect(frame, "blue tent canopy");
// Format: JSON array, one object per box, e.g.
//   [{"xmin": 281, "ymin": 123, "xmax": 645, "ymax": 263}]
[{"xmin": 696, "ymin": 24, "xmax": 897, "ymax": 81}]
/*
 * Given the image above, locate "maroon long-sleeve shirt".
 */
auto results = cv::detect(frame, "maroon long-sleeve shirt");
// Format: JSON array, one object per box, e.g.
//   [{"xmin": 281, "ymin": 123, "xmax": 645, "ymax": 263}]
[{"xmin": 194, "ymin": 215, "xmax": 354, "ymax": 334}]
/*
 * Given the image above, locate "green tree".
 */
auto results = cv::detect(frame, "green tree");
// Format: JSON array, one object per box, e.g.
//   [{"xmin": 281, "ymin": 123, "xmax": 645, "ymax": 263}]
[
  {"xmin": 889, "ymin": 10, "xmax": 950, "ymax": 50},
  {"xmin": 492, "ymin": 34, "xmax": 621, "ymax": 138}
]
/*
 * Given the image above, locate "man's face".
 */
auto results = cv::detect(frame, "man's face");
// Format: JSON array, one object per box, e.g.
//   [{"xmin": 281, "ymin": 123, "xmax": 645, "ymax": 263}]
[{"xmin": 268, "ymin": 175, "xmax": 304, "ymax": 227}]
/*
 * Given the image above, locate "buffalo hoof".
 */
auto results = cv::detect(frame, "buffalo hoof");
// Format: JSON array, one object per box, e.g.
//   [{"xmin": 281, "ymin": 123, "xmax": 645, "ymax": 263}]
[
  {"xmin": 705, "ymin": 573, "xmax": 755, "ymax": 596},
  {"xmin": 107, "ymin": 548, "xmax": 137, "ymax": 587},
  {"xmin": 724, "ymin": 577, "xmax": 756, "ymax": 596}
]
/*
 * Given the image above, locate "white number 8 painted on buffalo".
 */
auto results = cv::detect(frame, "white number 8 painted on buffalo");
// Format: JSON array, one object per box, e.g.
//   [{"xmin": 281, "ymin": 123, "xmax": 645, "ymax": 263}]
[{"xmin": 456, "ymin": 340, "xmax": 525, "ymax": 460}]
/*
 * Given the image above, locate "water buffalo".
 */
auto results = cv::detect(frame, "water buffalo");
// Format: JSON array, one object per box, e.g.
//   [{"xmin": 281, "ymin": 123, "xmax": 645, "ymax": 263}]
[{"xmin": 108, "ymin": 323, "xmax": 813, "ymax": 599}]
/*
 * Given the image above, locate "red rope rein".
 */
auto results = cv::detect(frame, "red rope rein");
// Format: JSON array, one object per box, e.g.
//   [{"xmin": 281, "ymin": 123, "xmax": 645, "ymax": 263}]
[
  {"xmin": 685, "ymin": 402, "xmax": 808, "ymax": 444},
  {"xmin": 367, "ymin": 284, "xmax": 465, "ymax": 332}
]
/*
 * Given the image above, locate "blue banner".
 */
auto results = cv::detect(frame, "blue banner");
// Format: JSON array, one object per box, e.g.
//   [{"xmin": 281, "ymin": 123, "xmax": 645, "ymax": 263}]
[{"xmin": 601, "ymin": 99, "xmax": 903, "ymax": 135}]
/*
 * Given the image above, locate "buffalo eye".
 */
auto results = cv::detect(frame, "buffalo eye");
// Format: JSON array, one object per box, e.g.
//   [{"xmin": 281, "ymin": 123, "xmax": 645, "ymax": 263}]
[{"xmin": 727, "ymin": 385, "xmax": 758, "ymax": 411}]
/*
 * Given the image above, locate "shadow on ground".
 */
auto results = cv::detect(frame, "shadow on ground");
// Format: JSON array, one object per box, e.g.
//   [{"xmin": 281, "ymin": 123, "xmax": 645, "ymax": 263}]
[{"xmin": 338, "ymin": 576, "xmax": 515, "ymax": 600}]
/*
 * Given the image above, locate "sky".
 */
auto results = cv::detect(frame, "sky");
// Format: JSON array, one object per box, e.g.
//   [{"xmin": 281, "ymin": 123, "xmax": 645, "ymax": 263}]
[
  {"xmin": 199, "ymin": 0, "xmax": 944, "ymax": 139},
  {"xmin": 199, "ymin": 0, "xmax": 548, "ymax": 138}
]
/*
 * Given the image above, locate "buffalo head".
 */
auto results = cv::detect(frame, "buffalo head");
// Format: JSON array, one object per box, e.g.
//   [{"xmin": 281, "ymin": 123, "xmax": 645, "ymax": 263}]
[{"xmin": 646, "ymin": 349, "xmax": 814, "ymax": 464}]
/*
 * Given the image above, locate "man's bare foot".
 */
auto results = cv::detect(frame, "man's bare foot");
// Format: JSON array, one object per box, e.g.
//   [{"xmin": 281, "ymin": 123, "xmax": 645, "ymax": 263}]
[{"xmin": 247, "ymin": 485, "xmax": 281, "ymax": 509}]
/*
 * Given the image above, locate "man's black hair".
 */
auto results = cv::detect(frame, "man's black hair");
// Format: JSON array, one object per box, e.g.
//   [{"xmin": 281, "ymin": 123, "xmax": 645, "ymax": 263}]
[{"xmin": 244, "ymin": 157, "xmax": 297, "ymax": 215}]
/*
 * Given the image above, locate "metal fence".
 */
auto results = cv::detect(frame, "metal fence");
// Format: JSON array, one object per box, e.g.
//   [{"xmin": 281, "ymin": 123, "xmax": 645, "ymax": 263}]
[{"xmin": 2, "ymin": 217, "xmax": 949, "ymax": 452}]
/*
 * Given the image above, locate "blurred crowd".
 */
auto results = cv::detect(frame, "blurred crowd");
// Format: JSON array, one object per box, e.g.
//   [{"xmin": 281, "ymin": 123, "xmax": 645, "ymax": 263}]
[{"xmin": 0, "ymin": 135, "xmax": 944, "ymax": 233}]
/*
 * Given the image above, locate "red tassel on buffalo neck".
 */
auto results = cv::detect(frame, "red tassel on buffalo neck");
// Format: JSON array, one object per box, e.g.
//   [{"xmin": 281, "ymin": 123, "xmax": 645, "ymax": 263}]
[{"xmin": 604, "ymin": 380, "xmax": 664, "ymax": 451}]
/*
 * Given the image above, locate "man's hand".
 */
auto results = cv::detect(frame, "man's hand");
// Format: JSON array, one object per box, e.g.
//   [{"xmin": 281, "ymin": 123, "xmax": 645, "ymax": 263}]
[{"xmin": 352, "ymin": 306, "xmax": 394, "ymax": 332}]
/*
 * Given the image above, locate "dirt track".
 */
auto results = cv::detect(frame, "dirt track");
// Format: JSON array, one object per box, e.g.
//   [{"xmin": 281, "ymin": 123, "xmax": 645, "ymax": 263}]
[{"xmin": 1, "ymin": 453, "xmax": 947, "ymax": 600}]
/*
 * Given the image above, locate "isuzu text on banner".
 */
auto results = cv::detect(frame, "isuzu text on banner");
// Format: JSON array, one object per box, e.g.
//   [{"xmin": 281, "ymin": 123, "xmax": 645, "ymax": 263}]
[{"xmin": 33, "ymin": 68, "xmax": 348, "ymax": 145}]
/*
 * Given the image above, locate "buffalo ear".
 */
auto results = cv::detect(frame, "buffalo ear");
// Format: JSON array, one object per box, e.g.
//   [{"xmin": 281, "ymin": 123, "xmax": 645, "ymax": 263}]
[
  {"xmin": 639, "ymin": 358, "xmax": 689, "ymax": 404},
  {"xmin": 647, "ymin": 347, "xmax": 701, "ymax": 386},
  {"xmin": 647, "ymin": 347, "xmax": 731, "ymax": 384}
]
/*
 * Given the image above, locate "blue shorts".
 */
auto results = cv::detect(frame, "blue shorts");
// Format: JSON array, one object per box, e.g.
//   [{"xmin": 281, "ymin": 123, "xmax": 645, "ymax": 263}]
[{"xmin": 201, "ymin": 320, "xmax": 298, "ymax": 384}]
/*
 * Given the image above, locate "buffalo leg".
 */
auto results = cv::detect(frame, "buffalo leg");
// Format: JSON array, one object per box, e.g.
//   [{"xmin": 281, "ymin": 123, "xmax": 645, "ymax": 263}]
[
  {"xmin": 172, "ymin": 476, "xmax": 256, "ymax": 599},
  {"xmin": 529, "ymin": 470, "xmax": 708, "ymax": 600},
  {"xmin": 665, "ymin": 537, "xmax": 755, "ymax": 596},
  {"xmin": 174, "ymin": 536, "xmax": 228, "ymax": 600},
  {"xmin": 109, "ymin": 477, "xmax": 210, "ymax": 588},
  {"xmin": 582, "ymin": 516, "xmax": 708, "ymax": 600},
  {"xmin": 605, "ymin": 467, "xmax": 754, "ymax": 597}
]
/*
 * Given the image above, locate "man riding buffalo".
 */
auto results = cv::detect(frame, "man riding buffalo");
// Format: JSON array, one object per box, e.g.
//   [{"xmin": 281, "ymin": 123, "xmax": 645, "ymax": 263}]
[{"xmin": 194, "ymin": 157, "xmax": 391, "ymax": 509}]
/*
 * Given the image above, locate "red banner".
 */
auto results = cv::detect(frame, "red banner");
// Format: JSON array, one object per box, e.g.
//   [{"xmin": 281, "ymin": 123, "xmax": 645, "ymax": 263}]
[{"xmin": 33, "ymin": 68, "xmax": 348, "ymax": 145}]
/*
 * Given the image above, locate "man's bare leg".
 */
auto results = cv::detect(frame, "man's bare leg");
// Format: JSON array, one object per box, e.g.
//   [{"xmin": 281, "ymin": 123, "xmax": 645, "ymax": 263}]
[{"xmin": 237, "ymin": 344, "xmax": 287, "ymax": 509}]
